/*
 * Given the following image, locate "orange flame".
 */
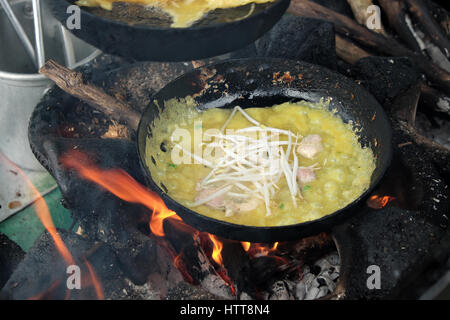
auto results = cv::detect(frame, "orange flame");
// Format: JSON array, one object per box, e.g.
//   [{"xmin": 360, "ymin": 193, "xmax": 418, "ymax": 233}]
[
  {"xmin": 241, "ymin": 241, "xmax": 251, "ymax": 252},
  {"xmin": 367, "ymin": 194, "xmax": 396, "ymax": 209},
  {"xmin": 84, "ymin": 259, "xmax": 104, "ymax": 300},
  {"xmin": 60, "ymin": 150, "xmax": 182, "ymax": 237},
  {"xmin": 242, "ymin": 242, "xmax": 280, "ymax": 257},
  {"xmin": 0, "ymin": 153, "xmax": 74, "ymax": 266},
  {"xmin": 60, "ymin": 150, "xmax": 239, "ymax": 293},
  {"xmin": 208, "ymin": 234, "xmax": 223, "ymax": 266},
  {"xmin": 173, "ymin": 251, "xmax": 195, "ymax": 284}
]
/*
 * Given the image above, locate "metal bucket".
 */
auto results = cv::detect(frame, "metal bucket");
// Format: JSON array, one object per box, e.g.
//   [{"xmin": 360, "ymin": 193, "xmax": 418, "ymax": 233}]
[{"xmin": 0, "ymin": 0, "xmax": 101, "ymax": 171}]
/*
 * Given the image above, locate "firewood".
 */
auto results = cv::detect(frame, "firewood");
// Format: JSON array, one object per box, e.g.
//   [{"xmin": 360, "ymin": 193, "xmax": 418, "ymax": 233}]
[
  {"xmin": 420, "ymin": 84, "xmax": 450, "ymax": 116},
  {"xmin": 287, "ymin": 0, "xmax": 450, "ymax": 95},
  {"xmin": 335, "ymin": 35, "xmax": 371, "ymax": 64},
  {"xmin": 39, "ymin": 59, "xmax": 141, "ymax": 131},
  {"xmin": 378, "ymin": 0, "xmax": 422, "ymax": 52},
  {"xmin": 335, "ymin": 32, "xmax": 450, "ymax": 116},
  {"xmin": 405, "ymin": 0, "xmax": 450, "ymax": 58}
]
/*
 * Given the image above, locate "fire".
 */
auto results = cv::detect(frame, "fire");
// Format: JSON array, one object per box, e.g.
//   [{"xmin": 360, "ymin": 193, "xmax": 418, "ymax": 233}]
[
  {"xmin": 241, "ymin": 241, "xmax": 251, "ymax": 252},
  {"xmin": 84, "ymin": 259, "xmax": 104, "ymax": 300},
  {"xmin": 367, "ymin": 194, "xmax": 396, "ymax": 209},
  {"xmin": 60, "ymin": 150, "xmax": 183, "ymax": 237},
  {"xmin": 208, "ymin": 234, "xmax": 223, "ymax": 266},
  {"xmin": 60, "ymin": 150, "xmax": 238, "ymax": 295},
  {"xmin": 240, "ymin": 242, "xmax": 280, "ymax": 257},
  {"xmin": 0, "ymin": 153, "xmax": 74, "ymax": 266}
]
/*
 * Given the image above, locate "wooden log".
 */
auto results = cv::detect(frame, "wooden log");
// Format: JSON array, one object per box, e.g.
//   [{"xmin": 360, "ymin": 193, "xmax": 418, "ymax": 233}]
[
  {"xmin": 378, "ymin": 0, "xmax": 422, "ymax": 53},
  {"xmin": 287, "ymin": 0, "xmax": 450, "ymax": 95},
  {"xmin": 420, "ymin": 84, "xmax": 450, "ymax": 116},
  {"xmin": 335, "ymin": 33, "xmax": 450, "ymax": 116},
  {"xmin": 39, "ymin": 59, "xmax": 141, "ymax": 131},
  {"xmin": 405, "ymin": 0, "xmax": 450, "ymax": 58},
  {"xmin": 335, "ymin": 35, "xmax": 371, "ymax": 64}
]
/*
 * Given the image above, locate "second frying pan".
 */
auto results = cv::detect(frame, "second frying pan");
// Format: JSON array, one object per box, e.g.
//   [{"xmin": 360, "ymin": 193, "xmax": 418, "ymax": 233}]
[
  {"xmin": 137, "ymin": 58, "xmax": 392, "ymax": 243},
  {"xmin": 46, "ymin": 0, "xmax": 290, "ymax": 61}
]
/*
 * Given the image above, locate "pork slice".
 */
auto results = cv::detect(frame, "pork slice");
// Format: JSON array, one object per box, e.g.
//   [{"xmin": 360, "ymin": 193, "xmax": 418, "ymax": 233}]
[
  {"xmin": 297, "ymin": 167, "xmax": 316, "ymax": 184},
  {"xmin": 195, "ymin": 187, "xmax": 226, "ymax": 209},
  {"xmin": 297, "ymin": 134, "xmax": 323, "ymax": 159}
]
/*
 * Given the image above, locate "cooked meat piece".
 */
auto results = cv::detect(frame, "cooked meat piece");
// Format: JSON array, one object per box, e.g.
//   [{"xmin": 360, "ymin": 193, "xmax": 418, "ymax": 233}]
[
  {"xmin": 225, "ymin": 197, "xmax": 260, "ymax": 215},
  {"xmin": 195, "ymin": 187, "xmax": 226, "ymax": 209},
  {"xmin": 297, "ymin": 134, "xmax": 323, "ymax": 159},
  {"xmin": 297, "ymin": 167, "xmax": 316, "ymax": 184}
]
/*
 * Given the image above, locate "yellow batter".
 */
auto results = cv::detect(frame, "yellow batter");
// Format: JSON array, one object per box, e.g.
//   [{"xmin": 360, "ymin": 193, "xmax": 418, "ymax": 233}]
[
  {"xmin": 76, "ymin": 0, "xmax": 274, "ymax": 27},
  {"xmin": 146, "ymin": 100, "xmax": 376, "ymax": 227}
]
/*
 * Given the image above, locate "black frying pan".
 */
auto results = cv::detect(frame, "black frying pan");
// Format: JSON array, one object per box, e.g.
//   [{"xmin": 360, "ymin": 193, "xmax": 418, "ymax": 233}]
[
  {"xmin": 137, "ymin": 58, "xmax": 392, "ymax": 243},
  {"xmin": 46, "ymin": 0, "xmax": 290, "ymax": 61}
]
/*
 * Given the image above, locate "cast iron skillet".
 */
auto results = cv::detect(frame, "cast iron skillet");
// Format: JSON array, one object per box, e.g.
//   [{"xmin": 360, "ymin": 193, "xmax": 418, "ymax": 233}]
[
  {"xmin": 46, "ymin": 0, "xmax": 290, "ymax": 61},
  {"xmin": 137, "ymin": 58, "xmax": 392, "ymax": 242}
]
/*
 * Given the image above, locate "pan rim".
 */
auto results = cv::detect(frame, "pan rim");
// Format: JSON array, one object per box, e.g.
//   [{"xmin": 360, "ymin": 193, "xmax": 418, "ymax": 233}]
[
  {"xmin": 59, "ymin": 0, "xmax": 290, "ymax": 31},
  {"xmin": 137, "ymin": 57, "xmax": 393, "ymax": 240}
]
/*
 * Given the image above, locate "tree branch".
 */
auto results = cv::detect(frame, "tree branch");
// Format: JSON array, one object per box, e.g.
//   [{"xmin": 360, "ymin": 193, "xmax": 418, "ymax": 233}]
[{"xmin": 39, "ymin": 59, "xmax": 140, "ymax": 131}]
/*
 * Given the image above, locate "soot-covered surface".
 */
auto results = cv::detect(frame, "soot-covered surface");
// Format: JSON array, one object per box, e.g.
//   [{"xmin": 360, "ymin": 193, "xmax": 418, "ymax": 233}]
[{"xmin": 1, "ymin": 15, "xmax": 449, "ymax": 299}]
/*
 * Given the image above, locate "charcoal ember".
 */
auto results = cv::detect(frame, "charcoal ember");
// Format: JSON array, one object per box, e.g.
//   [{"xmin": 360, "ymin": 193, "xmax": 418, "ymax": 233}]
[
  {"xmin": 316, "ymin": 286, "xmax": 329, "ymax": 299},
  {"xmin": 0, "ymin": 229, "xmax": 124, "ymax": 299},
  {"xmin": 239, "ymin": 256, "xmax": 291, "ymax": 299},
  {"xmin": 325, "ymin": 252, "xmax": 340, "ymax": 266},
  {"xmin": 268, "ymin": 280, "xmax": 294, "ymax": 300},
  {"xmin": 296, "ymin": 281, "xmax": 306, "ymax": 300},
  {"xmin": 165, "ymin": 281, "xmax": 219, "ymax": 300},
  {"xmin": 36, "ymin": 137, "xmax": 160, "ymax": 284},
  {"xmin": 239, "ymin": 292, "xmax": 253, "ymax": 300},
  {"xmin": 305, "ymin": 286, "xmax": 320, "ymax": 300},
  {"xmin": 200, "ymin": 274, "xmax": 234, "ymax": 300},
  {"xmin": 112, "ymin": 230, "xmax": 159, "ymax": 285},
  {"xmin": 0, "ymin": 234, "xmax": 24, "ymax": 290},
  {"xmin": 333, "ymin": 206, "xmax": 447, "ymax": 299},
  {"xmin": 294, "ymin": 253, "xmax": 340, "ymax": 300},
  {"xmin": 255, "ymin": 16, "xmax": 337, "ymax": 70},
  {"xmin": 351, "ymin": 57, "xmax": 421, "ymax": 103}
]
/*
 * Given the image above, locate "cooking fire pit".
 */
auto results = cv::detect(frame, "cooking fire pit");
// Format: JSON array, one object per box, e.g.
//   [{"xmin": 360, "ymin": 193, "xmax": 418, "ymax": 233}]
[{"xmin": 0, "ymin": 0, "xmax": 449, "ymax": 301}]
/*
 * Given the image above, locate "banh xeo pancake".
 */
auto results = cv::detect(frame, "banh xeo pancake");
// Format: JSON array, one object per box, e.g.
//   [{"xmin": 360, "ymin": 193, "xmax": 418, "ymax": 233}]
[
  {"xmin": 76, "ymin": 0, "xmax": 275, "ymax": 27},
  {"xmin": 146, "ymin": 99, "xmax": 376, "ymax": 227}
]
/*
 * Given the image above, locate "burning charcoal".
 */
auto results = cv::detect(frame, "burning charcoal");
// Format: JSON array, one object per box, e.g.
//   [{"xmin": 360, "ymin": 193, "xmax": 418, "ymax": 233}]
[
  {"xmin": 302, "ymin": 265, "xmax": 310, "ymax": 275},
  {"xmin": 200, "ymin": 274, "xmax": 234, "ymax": 300},
  {"xmin": 316, "ymin": 277, "xmax": 327, "ymax": 287},
  {"xmin": 1, "ymin": 229, "xmax": 124, "ymax": 300},
  {"xmin": 325, "ymin": 252, "xmax": 340, "ymax": 266},
  {"xmin": 332, "ymin": 265, "xmax": 341, "ymax": 274},
  {"xmin": 165, "ymin": 281, "xmax": 220, "ymax": 300},
  {"xmin": 305, "ymin": 286, "xmax": 320, "ymax": 300},
  {"xmin": 316, "ymin": 286, "xmax": 329, "ymax": 299},
  {"xmin": 319, "ymin": 275, "xmax": 337, "ymax": 293},
  {"xmin": 329, "ymin": 272, "xmax": 340, "ymax": 281},
  {"xmin": 302, "ymin": 273, "xmax": 316, "ymax": 291},
  {"xmin": 310, "ymin": 264, "xmax": 322, "ymax": 275},
  {"xmin": 350, "ymin": 57, "xmax": 421, "ymax": 103},
  {"xmin": 295, "ymin": 281, "xmax": 307, "ymax": 300},
  {"xmin": 268, "ymin": 281, "xmax": 294, "ymax": 300},
  {"xmin": 239, "ymin": 292, "xmax": 253, "ymax": 300},
  {"xmin": 314, "ymin": 256, "xmax": 332, "ymax": 273}
]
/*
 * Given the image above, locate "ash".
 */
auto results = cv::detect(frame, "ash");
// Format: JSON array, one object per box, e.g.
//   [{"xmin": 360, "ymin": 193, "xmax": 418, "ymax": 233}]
[{"xmin": 240, "ymin": 252, "xmax": 340, "ymax": 300}]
